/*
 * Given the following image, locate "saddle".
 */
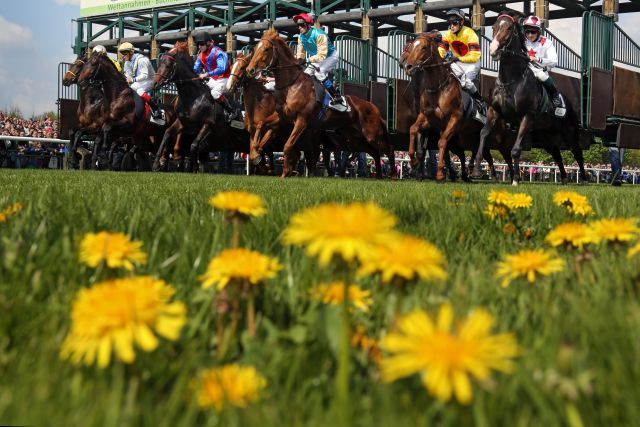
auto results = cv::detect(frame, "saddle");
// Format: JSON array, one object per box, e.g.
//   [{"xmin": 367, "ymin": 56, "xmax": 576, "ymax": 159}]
[
  {"xmin": 132, "ymin": 91, "xmax": 166, "ymax": 126},
  {"xmin": 310, "ymin": 73, "xmax": 350, "ymax": 114}
]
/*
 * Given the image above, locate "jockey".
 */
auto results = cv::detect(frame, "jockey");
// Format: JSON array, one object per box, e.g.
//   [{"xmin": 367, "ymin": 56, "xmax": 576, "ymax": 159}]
[
  {"xmin": 193, "ymin": 32, "xmax": 241, "ymax": 121},
  {"xmin": 437, "ymin": 8, "xmax": 482, "ymax": 101},
  {"xmin": 523, "ymin": 15, "xmax": 564, "ymax": 109},
  {"xmin": 117, "ymin": 42, "xmax": 163, "ymax": 121},
  {"xmin": 293, "ymin": 13, "xmax": 347, "ymax": 110},
  {"xmin": 92, "ymin": 45, "xmax": 122, "ymax": 73}
]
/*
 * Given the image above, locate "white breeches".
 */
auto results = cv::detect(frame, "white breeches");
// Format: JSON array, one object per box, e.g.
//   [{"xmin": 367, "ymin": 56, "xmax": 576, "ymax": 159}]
[
  {"xmin": 264, "ymin": 80, "xmax": 276, "ymax": 92},
  {"xmin": 206, "ymin": 77, "xmax": 229, "ymax": 100},
  {"xmin": 131, "ymin": 80, "xmax": 153, "ymax": 96},
  {"xmin": 529, "ymin": 64, "xmax": 550, "ymax": 82},
  {"xmin": 450, "ymin": 61, "xmax": 481, "ymax": 91},
  {"xmin": 304, "ymin": 50, "xmax": 339, "ymax": 81}
]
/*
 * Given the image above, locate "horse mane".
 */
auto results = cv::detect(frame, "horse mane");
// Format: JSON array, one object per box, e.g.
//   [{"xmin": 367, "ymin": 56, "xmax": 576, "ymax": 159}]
[
  {"xmin": 261, "ymin": 28, "xmax": 296, "ymax": 61},
  {"xmin": 95, "ymin": 53, "xmax": 126, "ymax": 82}
]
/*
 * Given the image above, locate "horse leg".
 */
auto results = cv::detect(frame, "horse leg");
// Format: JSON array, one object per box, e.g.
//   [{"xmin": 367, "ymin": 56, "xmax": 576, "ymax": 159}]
[
  {"xmin": 436, "ymin": 117, "xmax": 461, "ymax": 182},
  {"xmin": 386, "ymin": 144, "xmax": 396, "ymax": 180},
  {"xmin": 511, "ymin": 114, "xmax": 535, "ymax": 186},
  {"xmin": 416, "ymin": 132, "xmax": 426, "ymax": 180},
  {"xmin": 281, "ymin": 117, "xmax": 307, "ymax": 179},
  {"xmin": 547, "ymin": 146, "xmax": 568, "ymax": 184},
  {"xmin": 451, "ymin": 146, "xmax": 470, "ymax": 182},
  {"xmin": 190, "ymin": 124, "xmax": 212, "ymax": 173},
  {"xmin": 409, "ymin": 114, "xmax": 427, "ymax": 169},
  {"xmin": 473, "ymin": 107, "xmax": 499, "ymax": 178},
  {"xmin": 483, "ymin": 147, "xmax": 498, "ymax": 180},
  {"xmin": 570, "ymin": 143, "xmax": 587, "ymax": 183}
]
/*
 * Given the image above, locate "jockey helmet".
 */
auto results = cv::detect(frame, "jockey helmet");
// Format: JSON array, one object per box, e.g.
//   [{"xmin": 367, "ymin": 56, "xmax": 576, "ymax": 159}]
[
  {"xmin": 194, "ymin": 32, "xmax": 212, "ymax": 44},
  {"xmin": 523, "ymin": 15, "xmax": 543, "ymax": 32},
  {"xmin": 293, "ymin": 13, "xmax": 313, "ymax": 26},
  {"xmin": 117, "ymin": 42, "xmax": 134, "ymax": 53},
  {"xmin": 92, "ymin": 45, "xmax": 107, "ymax": 54},
  {"xmin": 445, "ymin": 8, "xmax": 466, "ymax": 23}
]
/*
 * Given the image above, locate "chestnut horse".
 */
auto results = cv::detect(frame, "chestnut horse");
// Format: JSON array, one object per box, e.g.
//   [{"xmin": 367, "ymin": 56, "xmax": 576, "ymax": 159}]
[
  {"xmin": 402, "ymin": 31, "xmax": 513, "ymax": 182},
  {"xmin": 76, "ymin": 53, "xmax": 174, "ymax": 168},
  {"xmin": 473, "ymin": 11, "xmax": 586, "ymax": 185},
  {"xmin": 153, "ymin": 41, "xmax": 248, "ymax": 172},
  {"xmin": 245, "ymin": 29, "xmax": 395, "ymax": 179},
  {"xmin": 226, "ymin": 51, "xmax": 337, "ymax": 176}
]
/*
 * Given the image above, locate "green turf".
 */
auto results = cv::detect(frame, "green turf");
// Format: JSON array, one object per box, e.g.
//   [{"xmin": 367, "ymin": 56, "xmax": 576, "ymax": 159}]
[{"xmin": 0, "ymin": 170, "xmax": 639, "ymax": 427}]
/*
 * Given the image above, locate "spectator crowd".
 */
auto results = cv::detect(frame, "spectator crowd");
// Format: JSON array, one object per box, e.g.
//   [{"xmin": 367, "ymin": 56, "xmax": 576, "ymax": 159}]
[{"xmin": 0, "ymin": 110, "xmax": 66, "ymax": 169}]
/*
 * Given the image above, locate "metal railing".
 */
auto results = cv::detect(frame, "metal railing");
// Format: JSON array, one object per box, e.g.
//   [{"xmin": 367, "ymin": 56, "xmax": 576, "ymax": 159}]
[
  {"xmin": 386, "ymin": 29, "xmax": 413, "ymax": 81},
  {"xmin": 58, "ymin": 63, "xmax": 80, "ymax": 101},
  {"xmin": 613, "ymin": 23, "xmax": 640, "ymax": 68},
  {"xmin": 543, "ymin": 28, "xmax": 581, "ymax": 73},
  {"xmin": 334, "ymin": 35, "xmax": 369, "ymax": 85},
  {"xmin": 480, "ymin": 34, "xmax": 499, "ymax": 72},
  {"xmin": 581, "ymin": 11, "xmax": 614, "ymax": 71}
]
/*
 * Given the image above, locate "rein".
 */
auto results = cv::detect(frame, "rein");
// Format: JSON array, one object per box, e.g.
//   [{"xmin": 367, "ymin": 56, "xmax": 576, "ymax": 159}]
[
  {"xmin": 155, "ymin": 53, "xmax": 204, "ymax": 89},
  {"xmin": 250, "ymin": 39, "xmax": 304, "ymax": 90},
  {"xmin": 493, "ymin": 15, "xmax": 533, "ymax": 88}
]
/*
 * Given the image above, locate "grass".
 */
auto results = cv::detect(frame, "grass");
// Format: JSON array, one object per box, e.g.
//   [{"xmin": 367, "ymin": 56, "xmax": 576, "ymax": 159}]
[{"xmin": 0, "ymin": 170, "xmax": 639, "ymax": 427}]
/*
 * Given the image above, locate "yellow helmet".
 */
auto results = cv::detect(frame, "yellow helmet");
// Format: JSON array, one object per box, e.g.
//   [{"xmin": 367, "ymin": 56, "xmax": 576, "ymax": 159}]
[{"xmin": 118, "ymin": 42, "xmax": 134, "ymax": 53}]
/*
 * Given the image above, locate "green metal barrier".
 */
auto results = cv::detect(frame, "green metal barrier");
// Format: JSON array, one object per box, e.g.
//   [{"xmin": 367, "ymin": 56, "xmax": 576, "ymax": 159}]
[
  {"xmin": 334, "ymin": 35, "xmax": 370, "ymax": 85},
  {"xmin": 613, "ymin": 24, "xmax": 640, "ymax": 68},
  {"xmin": 479, "ymin": 34, "xmax": 499, "ymax": 72},
  {"xmin": 581, "ymin": 11, "xmax": 614, "ymax": 72},
  {"xmin": 386, "ymin": 30, "xmax": 413, "ymax": 81},
  {"xmin": 542, "ymin": 29, "xmax": 581, "ymax": 73}
]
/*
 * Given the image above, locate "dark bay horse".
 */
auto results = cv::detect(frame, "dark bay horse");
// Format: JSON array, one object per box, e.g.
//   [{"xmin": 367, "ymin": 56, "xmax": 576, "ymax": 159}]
[
  {"xmin": 245, "ymin": 29, "xmax": 396, "ymax": 179},
  {"xmin": 401, "ymin": 31, "xmax": 513, "ymax": 182},
  {"xmin": 76, "ymin": 53, "xmax": 174, "ymax": 169},
  {"xmin": 153, "ymin": 41, "xmax": 248, "ymax": 172},
  {"xmin": 473, "ymin": 11, "xmax": 586, "ymax": 185},
  {"xmin": 62, "ymin": 56, "xmax": 109, "ymax": 167}
]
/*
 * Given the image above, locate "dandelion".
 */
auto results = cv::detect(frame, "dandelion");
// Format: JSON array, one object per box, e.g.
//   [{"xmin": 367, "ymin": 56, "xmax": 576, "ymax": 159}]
[
  {"xmin": 199, "ymin": 248, "xmax": 282, "ymax": 291},
  {"xmin": 628, "ymin": 242, "xmax": 640, "ymax": 258},
  {"xmin": 79, "ymin": 231, "xmax": 147, "ymax": 271},
  {"xmin": 311, "ymin": 282, "xmax": 373, "ymax": 312},
  {"xmin": 380, "ymin": 303, "xmax": 519, "ymax": 405},
  {"xmin": 553, "ymin": 191, "xmax": 593, "ymax": 216},
  {"xmin": 282, "ymin": 202, "xmax": 398, "ymax": 266},
  {"xmin": 352, "ymin": 326, "xmax": 382, "ymax": 364},
  {"xmin": 545, "ymin": 222, "xmax": 596, "ymax": 250},
  {"xmin": 589, "ymin": 218, "xmax": 639, "ymax": 243},
  {"xmin": 502, "ymin": 223, "xmax": 517, "ymax": 235},
  {"xmin": 60, "ymin": 276, "xmax": 187, "ymax": 368},
  {"xmin": 484, "ymin": 204, "xmax": 508, "ymax": 220},
  {"xmin": 209, "ymin": 191, "xmax": 266, "ymax": 219},
  {"xmin": 487, "ymin": 189, "xmax": 512, "ymax": 207},
  {"xmin": 358, "ymin": 233, "xmax": 447, "ymax": 284},
  {"xmin": 508, "ymin": 193, "xmax": 533, "ymax": 209},
  {"xmin": 496, "ymin": 249, "xmax": 565, "ymax": 288},
  {"xmin": 451, "ymin": 190, "xmax": 466, "ymax": 202},
  {"xmin": 0, "ymin": 202, "xmax": 23, "ymax": 223},
  {"xmin": 195, "ymin": 364, "xmax": 267, "ymax": 410}
]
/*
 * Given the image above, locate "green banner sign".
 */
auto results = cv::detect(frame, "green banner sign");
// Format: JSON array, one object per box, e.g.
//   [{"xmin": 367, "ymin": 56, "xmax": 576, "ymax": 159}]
[{"xmin": 80, "ymin": 0, "xmax": 192, "ymax": 17}]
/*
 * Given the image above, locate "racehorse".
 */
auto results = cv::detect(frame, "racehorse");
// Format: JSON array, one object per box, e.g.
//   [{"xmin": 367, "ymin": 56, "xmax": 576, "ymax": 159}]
[
  {"xmin": 76, "ymin": 53, "xmax": 174, "ymax": 169},
  {"xmin": 473, "ymin": 11, "xmax": 586, "ymax": 185},
  {"xmin": 62, "ymin": 56, "xmax": 109, "ymax": 167},
  {"xmin": 401, "ymin": 31, "xmax": 513, "ymax": 182},
  {"xmin": 226, "ymin": 51, "xmax": 336, "ymax": 176},
  {"xmin": 245, "ymin": 29, "xmax": 396, "ymax": 179},
  {"xmin": 153, "ymin": 41, "xmax": 247, "ymax": 172}
]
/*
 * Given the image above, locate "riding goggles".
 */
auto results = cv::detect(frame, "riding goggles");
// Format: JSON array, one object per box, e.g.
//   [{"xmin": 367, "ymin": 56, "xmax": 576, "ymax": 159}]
[
  {"xmin": 524, "ymin": 29, "xmax": 540, "ymax": 35},
  {"xmin": 448, "ymin": 19, "xmax": 461, "ymax": 26}
]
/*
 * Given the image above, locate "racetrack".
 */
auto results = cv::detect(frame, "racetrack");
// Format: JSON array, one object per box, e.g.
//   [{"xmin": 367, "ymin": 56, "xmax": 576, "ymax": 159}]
[{"xmin": 1, "ymin": 170, "xmax": 639, "ymax": 426}]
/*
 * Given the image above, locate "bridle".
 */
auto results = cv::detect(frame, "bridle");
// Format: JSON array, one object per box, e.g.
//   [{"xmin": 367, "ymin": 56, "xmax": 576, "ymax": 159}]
[
  {"xmin": 65, "ymin": 58, "xmax": 85, "ymax": 82},
  {"xmin": 403, "ymin": 35, "xmax": 454, "ymax": 93},
  {"xmin": 155, "ymin": 52, "xmax": 203, "ymax": 88},
  {"xmin": 78, "ymin": 57, "xmax": 103, "ymax": 89},
  {"xmin": 248, "ymin": 38, "xmax": 304, "ymax": 90},
  {"xmin": 491, "ymin": 14, "xmax": 530, "ymax": 62}
]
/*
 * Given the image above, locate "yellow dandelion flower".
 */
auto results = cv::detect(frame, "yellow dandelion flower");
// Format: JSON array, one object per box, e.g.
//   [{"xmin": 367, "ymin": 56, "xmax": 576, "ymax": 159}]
[
  {"xmin": 487, "ymin": 190, "xmax": 512, "ymax": 207},
  {"xmin": 60, "ymin": 276, "xmax": 187, "ymax": 368},
  {"xmin": 553, "ymin": 191, "xmax": 593, "ymax": 216},
  {"xmin": 508, "ymin": 193, "xmax": 533, "ymax": 209},
  {"xmin": 311, "ymin": 282, "xmax": 373, "ymax": 312},
  {"xmin": 496, "ymin": 249, "xmax": 565, "ymax": 288},
  {"xmin": 628, "ymin": 242, "xmax": 640, "ymax": 258},
  {"xmin": 209, "ymin": 191, "xmax": 266, "ymax": 219},
  {"xmin": 195, "ymin": 364, "xmax": 267, "ymax": 410},
  {"xmin": 282, "ymin": 202, "xmax": 398, "ymax": 266},
  {"xmin": 545, "ymin": 222, "xmax": 596, "ymax": 250},
  {"xmin": 484, "ymin": 204, "xmax": 508, "ymax": 220},
  {"xmin": 79, "ymin": 231, "xmax": 147, "ymax": 271},
  {"xmin": 9, "ymin": 202, "xmax": 22, "ymax": 214},
  {"xmin": 452, "ymin": 190, "xmax": 466, "ymax": 200},
  {"xmin": 0, "ymin": 213, "xmax": 6, "ymax": 223},
  {"xmin": 380, "ymin": 303, "xmax": 519, "ymax": 405},
  {"xmin": 358, "ymin": 233, "xmax": 447, "ymax": 284},
  {"xmin": 199, "ymin": 248, "xmax": 282, "ymax": 290},
  {"xmin": 352, "ymin": 326, "xmax": 383, "ymax": 364},
  {"xmin": 589, "ymin": 218, "xmax": 639, "ymax": 243},
  {"xmin": 0, "ymin": 202, "xmax": 22, "ymax": 223}
]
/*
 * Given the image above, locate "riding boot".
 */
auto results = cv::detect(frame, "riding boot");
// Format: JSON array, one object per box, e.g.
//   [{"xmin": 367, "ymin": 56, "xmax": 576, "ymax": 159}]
[
  {"xmin": 469, "ymin": 86, "xmax": 483, "ymax": 102},
  {"xmin": 542, "ymin": 77, "xmax": 563, "ymax": 107},
  {"xmin": 323, "ymin": 78, "xmax": 343, "ymax": 104},
  {"xmin": 148, "ymin": 99, "xmax": 162, "ymax": 119}
]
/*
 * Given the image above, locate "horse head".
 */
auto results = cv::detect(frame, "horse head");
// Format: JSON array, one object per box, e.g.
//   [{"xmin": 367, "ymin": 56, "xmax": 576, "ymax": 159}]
[
  {"xmin": 227, "ymin": 51, "xmax": 252, "ymax": 92},
  {"xmin": 402, "ymin": 31, "xmax": 442, "ymax": 76},
  {"xmin": 489, "ymin": 11, "xmax": 526, "ymax": 59},
  {"xmin": 246, "ymin": 29, "xmax": 285, "ymax": 78},
  {"xmin": 63, "ymin": 55, "xmax": 87, "ymax": 86},
  {"xmin": 77, "ymin": 53, "xmax": 122, "ymax": 87}
]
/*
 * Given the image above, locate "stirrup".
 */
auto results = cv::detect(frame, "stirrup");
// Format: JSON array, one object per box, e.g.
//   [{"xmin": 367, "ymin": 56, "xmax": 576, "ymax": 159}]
[
  {"xmin": 328, "ymin": 96, "xmax": 350, "ymax": 113},
  {"xmin": 150, "ymin": 109, "xmax": 166, "ymax": 125},
  {"xmin": 553, "ymin": 95, "xmax": 566, "ymax": 118}
]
